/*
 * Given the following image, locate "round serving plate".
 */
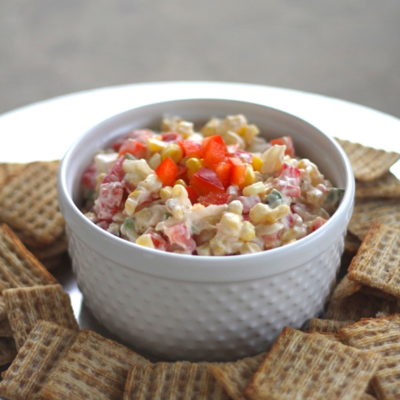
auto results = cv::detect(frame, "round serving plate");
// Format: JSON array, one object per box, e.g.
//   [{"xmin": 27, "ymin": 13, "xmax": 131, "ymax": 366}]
[{"xmin": 1, "ymin": 80, "xmax": 399, "ymax": 348}]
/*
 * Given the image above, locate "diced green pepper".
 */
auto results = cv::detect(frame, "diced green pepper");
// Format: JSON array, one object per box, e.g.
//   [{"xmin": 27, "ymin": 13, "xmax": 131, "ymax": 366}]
[
  {"xmin": 122, "ymin": 217, "xmax": 135, "ymax": 231},
  {"xmin": 265, "ymin": 189, "xmax": 283, "ymax": 208},
  {"xmin": 324, "ymin": 188, "xmax": 345, "ymax": 212}
]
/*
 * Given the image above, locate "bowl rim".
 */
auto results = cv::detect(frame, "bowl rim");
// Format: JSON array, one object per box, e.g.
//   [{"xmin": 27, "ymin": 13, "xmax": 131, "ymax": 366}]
[{"xmin": 58, "ymin": 97, "xmax": 355, "ymax": 280}]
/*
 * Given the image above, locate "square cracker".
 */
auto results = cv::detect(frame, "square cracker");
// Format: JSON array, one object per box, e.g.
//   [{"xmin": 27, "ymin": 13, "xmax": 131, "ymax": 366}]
[
  {"xmin": 0, "ymin": 224, "xmax": 57, "ymax": 293},
  {"xmin": 0, "ymin": 318, "xmax": 12, "ymax": 337},
  {"xmin": 124, "ymin": 361, "xmax": 229, "ymax": 400},
  {"xmin": 356, "ymin": 172, "xmax": 400, "ymax": 199},
  {"xmin": 335, "ymin": 138, "xmax": 400, "ymax": 181},
  {"xmin": 4, "ymin": 284, "xmax": 79, "ymax": 349},
  {"xmin": 339, "ymin": 315, "xmax": 400, "ymax": 399},
  {"xmin": 39, "ymin": 329, "xmax": 150, "ymax": 400},
  {"xmin": 307, "ymin": 318, "xmax": 352, "ymax": 333},
  {"xmin": 208, "ymin": 353, "xmax": 265, "ymax": 400},
  {"xmin": 244, "ymin": 327, "xmax": 380, "ymax": 400},
  {"xmin": 0, "ymin": 320, "xmax": 77, "ymax": 400},
  {"xmin": 325, "ymin": 274, "xmax": 399, "ymax": 321},
  {"xmin": 349, "ymin": 198, "xmax": 400, "ymax": 240},
  {"xmin": 0, "ymin": 337, "xmax": 16, "ymax": 366},
  {"xmin": 0, "ymin": 161, "xmax": 65, "ymax": 247},
  {"xmin": 0, "ymin": 163, "xmax": 27, "ymax": 188},
  {"xmin": 348, "ymin": 224, "xmax": 400, "ymax": 298}
]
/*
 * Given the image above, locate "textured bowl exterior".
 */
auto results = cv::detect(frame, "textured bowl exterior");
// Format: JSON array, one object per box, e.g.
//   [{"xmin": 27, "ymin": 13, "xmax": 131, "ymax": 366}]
[
  {"xmin": 67, "ymin": 228, "xmax": 344, "ymax": 361},
  {"xmin": 59, "ymin": 98, "xmax": 355, "ymax": 361}
]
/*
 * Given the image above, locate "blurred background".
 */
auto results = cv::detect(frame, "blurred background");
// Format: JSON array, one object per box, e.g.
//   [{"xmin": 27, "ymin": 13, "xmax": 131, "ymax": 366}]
[{"xmin": 0, "ymin": 0, "xmax": 399, "ymax": 117}]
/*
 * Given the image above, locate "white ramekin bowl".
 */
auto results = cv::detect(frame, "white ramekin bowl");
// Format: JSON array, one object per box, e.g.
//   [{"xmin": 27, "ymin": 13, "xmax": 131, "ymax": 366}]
[{"xmin": 58, "ymin": 98, "xmax": 354, "ymax": 361}]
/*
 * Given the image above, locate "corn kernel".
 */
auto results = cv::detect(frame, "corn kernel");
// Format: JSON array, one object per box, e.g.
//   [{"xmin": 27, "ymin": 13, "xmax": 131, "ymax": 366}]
[
  {"xmin": 249, "ymin": 203, "xmax": 290, "ymax": 224},
  {"xmin": 174, "ymin": 179, "xmax": 187, "ymax": 187},
  {"xmin": 227, "ymin": 200, "xmax": 243, "ymax": 215},
  {"xmin": 240, "ymin": 221, "xmax": 256, "ymax": 242},
  {"xmin": 243, "ymin": 165, "xmax": 256, "ymax": 187},
  {"xmin": 160, "ymin": 186, "xmax": 173, "ymax": 201},
  {"xmin": 148, "ymin": 153, "xmax": 161, "ymax": 169},
  {"xmin": 185, "ymin": 157, "xmax": 203, "ymax": 178},
  {"xmin": 220, "ymin": 212, "xmax": 242, "ymax": 232},
  {"xmin": 242, "ymin": 181, "xmax": 266, "ymax": 197},
  {"xmin": 197, "ymin": 244, "xmax": 211, "ymax": 256},
  {"xmin": 172, "ymin": 184, "xmax": 187, "ymax": 198},
  {"xmin": 135, "ymin": 234, "xmax": 155, "ymax": 248},
  {"xmin": 252, "ymin": 155, "xmax": 263, "ymax": 171},
  {"xmin": 240, "ymin": 242, "xmax": 262, "ymax": 254},
  {"xmin": 147, "ymin": 137, "xmax": 167, "ymax": 152},
  {"xmin": 161, "ymin": 143, "xmax": 183, "ymax": 163}
]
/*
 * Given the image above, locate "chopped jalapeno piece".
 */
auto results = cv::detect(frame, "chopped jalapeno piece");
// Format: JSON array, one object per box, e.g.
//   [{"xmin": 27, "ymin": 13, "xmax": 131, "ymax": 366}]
[
  {"xmin": 324, "ymin": 188, "xmax": 344, "ymax": 211},
  {"xmin": 122, "ymin": 217, "xmax": 135, "ymax": 231},
  {"xmin": 124, "ymin": 153, "xmax": 136, "ymax": 160},
  {"xmin": 265, "ymin": 189, "xmax": 283, "ymax": 208}
]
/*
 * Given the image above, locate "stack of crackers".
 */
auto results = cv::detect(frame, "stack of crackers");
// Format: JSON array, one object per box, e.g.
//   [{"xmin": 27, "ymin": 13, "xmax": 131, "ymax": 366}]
[{"xmin": 0, "ymin": 139, "xmax": 399, "ymax": 399}]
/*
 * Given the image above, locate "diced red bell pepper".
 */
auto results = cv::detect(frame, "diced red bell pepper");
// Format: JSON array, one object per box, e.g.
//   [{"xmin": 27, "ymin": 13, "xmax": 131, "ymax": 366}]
[
  {"xmin": 119, "ymin": 139, "xmax": 147, "ymax": 158},
  {"xmin": 161, "ymin": 132, "xmax": 181, "ymax": 142},
  {"xmin": 164, "ymin": 223, "xmax": 196, "ymax": 253},
  {"xmin": 197, "ymin": 192, "xmax": 230, "ymax": 206},
  {"xmin": 82, "ymin": 162, "xmax": 97, "ymax": 189},
  {"xmin": 149, "ymin": 232, "xmax": 168, "ymax": 251},
  {"xmin": 310, "ymin": 216, "xmax": 327, "ymax": 232},
  {"xmin": 103, "ymin": 156, "xmax": 125, "ymax": 183},
  {"xmin": 270, "ymin": 136, "xmax": 295, "ymax": 157},
  {"xmin": 155, "ymin": 157, "xmax": 179, "ymax": 186},
  {"xmin": 202, "ymin": 135, "xmax": 227, "ymax": 168},
  {"xmin": 94, "ymin": 181, "xmax": 124, "ymax": 221},
  {"xmin": 185, "ymin": 185, "xmax": 198, "ymax": 203},
  {"xmin": 190, "ymin": 167, "xmax": 225, "ymax": 195},
  {"xmin": 176, "ymin": 164, "xmax": 188, "ymax": 180},
  {"xmin": 228, "ymin": 157, "xmax": 246, "ymax": 188},
  {"xmin": 215, "ymin": 161, "xmax": 232, "ymax": 188},
  {"xmin": 177, "ymin": 140, "xmax": 203, "ymax": 158}
]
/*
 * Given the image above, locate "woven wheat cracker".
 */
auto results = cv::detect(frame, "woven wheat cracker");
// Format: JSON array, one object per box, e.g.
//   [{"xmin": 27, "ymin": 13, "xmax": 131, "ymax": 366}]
[
  {"xmin": 4, "ymin": 284, "xmax": 78, "ymax": 349},
  {"xmin": 0, "ymin": 161, "xmax": 64, "ymax": 247},
  {"xmin": 0, "ymin": 162, "xmax": 26, "ymax": 186},
  {"xmin": 349, "ymin": 198, "xmax": 400, "ymax": 239},
  {"xmin": 325, "ymin": 274, "xmax": 399, "ymax": 321},
  {"xmin": 344, "ymin": 231, "xmax": 361, "ymax": 253},
  {"xmin": 0, "ymin": 224, "xmax": 56, "ymax": 294},
  {"xmin": 336, "ymin": 138, "xmax": 400, "ymax": 181},
  {"xmin": 208, "ymin": 353, "xmax": 265, "ymax": 400},
  {"xmin": 348, "ymin": 224, "xmax": 400, "ymax": 298},
  {"xmin": 124, "ymin": 361, "xmax": 229, "ymax": 400},
  {"xmin": 0, "ymin": 337, "xmax": 16, "ymax": 366},
  {"xmin": 308, "ymin": 318, "xmax": 352, "ymax": 333},
  {"xmin": 244, "ymin": 327, "xmax": 380, "ymax": 400},
  {"xmin": 40, "ymin": 329, "xmax": 150, "ymax": 400},
  {"xmin": 0, "ymin": 320, "xmax": 77, "ymax": 400},
  {"xmin": 339, "ymin": 315, "xmax": 400, "ymax": 399},
  {"xmin": 356, "ymin": 172, "xmax": 400, "ymax": 199},
  {"xmin": 0, "ymin": 318, "xmax": 12, "ymax": 337},
  {"xmin": 28, "ymin": 232, "xmax": 68, "ymax": 261}
]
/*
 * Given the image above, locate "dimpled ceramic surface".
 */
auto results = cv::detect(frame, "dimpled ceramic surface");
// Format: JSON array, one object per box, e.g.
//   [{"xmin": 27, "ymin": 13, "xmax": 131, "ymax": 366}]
[
  {"xmin": 59, "ymin": 98, "xmax": 355, "ymax": 361},
  {"xmin": 68, "ymin": 230, "xmax": 344, "ymax": 361}
]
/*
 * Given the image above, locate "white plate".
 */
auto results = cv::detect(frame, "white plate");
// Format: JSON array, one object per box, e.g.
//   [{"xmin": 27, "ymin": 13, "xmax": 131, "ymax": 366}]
[{"xmin": 1, "ymin": 81, "xmax": 400, "ymax": 366}]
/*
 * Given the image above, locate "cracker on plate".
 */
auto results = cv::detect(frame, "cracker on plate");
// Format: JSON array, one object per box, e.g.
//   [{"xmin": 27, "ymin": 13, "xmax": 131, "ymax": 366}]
[
  {"xmin": 348, "ymin": 223, "xmax": 400, "ymax": 298},
  {"xmin": 0, "ymin": 223, "xmax": 57, "ymax": 293},
  {"xmin": 244, "ymin": 327, "xmax": 380, "ymax": 400},
  {"xmin": 356, "ymin": 172, "xmax": 400, "ymax": 199},
  {"xmin": 0, "ymin": 161, "xmax": 64, "ymax": 247},
  {"xmin": 339, "ymin": 315, "xmax": 400, "ymax": 399},
  {"xmin": 335, "ymin": 138, "xmax": 400, "ymax": 181},
  {"xmin": 40, "ymin": 329, "xmax": 150, "ymax": 400},
  {"xmin": 349, "ymin": 198, "xmax": 400, "ymax": 239},
  {"xmin": 4, "ymin": 284, "xmax": 79, "ymax": 349},
  {"xmin": 124, "ymin": 361, "xmax": 229, "ymax": 400},
  {"xmin": 0, "ymin": 318, "xmax": 12, "ymax": 337},
  {"xmin": 0, "ymin": 337, "xmax": 16, "ymax": 366},
  {"xmin": 0, "ymin": 162, "xmax": 27, "ymax": 186},
  {"xmin": 325, "ymin": 274, "xmax": 399, "ymax": 321},
  {"xmin": 208, "ymin": 353, "xmax": 265, "ymax": 400},
  {"xmin": 307, "ymin": 318, "xmax": 352, "ymax": 333},
  {"xmin": 0, "ymin": 320, "xmax": 77, "ymax": 400}
]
